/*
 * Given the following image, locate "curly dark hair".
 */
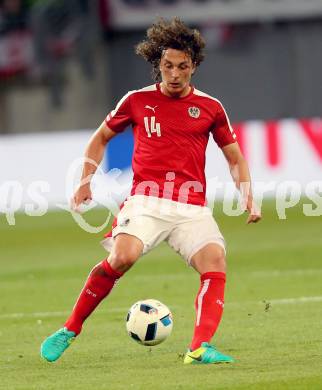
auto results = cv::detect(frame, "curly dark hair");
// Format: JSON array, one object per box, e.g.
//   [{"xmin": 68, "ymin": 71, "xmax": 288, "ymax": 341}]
[{"xmin": 135, "ymin": 17, "xmax": 205, "ymax": 81}]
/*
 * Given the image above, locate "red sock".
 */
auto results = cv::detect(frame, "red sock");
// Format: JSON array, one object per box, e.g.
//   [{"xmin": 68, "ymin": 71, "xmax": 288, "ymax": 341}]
[
  {"xmin": 64, "ymin": 260, "xmax": 123, "ymax": 335},
  {"xmin": 190, "ymin": 272, "xmax": 226, "ymax": 351}
]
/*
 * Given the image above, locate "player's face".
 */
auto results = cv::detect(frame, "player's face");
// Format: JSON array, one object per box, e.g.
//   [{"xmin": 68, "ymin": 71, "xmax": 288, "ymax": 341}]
[{"xmin": 159, "ymin": 49, "xmax": 195, "ymax": 98}]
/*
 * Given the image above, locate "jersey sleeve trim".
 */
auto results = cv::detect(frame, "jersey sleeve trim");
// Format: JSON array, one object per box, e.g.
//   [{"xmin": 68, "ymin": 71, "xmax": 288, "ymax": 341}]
[
  {"xmin": 105, "ymin": 90, "xmax": 135, "ymax": 133},
  {"xmin": 109, "ymin": 90, "xmax": 133, "ymax": 119},
  {"xmin": 105, "ymin": 85, "xmax": 158, "ymax": 132},
  {"xmin": 216, "ymin": 101, "xmax": 236, "ymax": 141},
  {"xmin": 193, "ymin": 88, "xmax": 237, "ymax": 146}
]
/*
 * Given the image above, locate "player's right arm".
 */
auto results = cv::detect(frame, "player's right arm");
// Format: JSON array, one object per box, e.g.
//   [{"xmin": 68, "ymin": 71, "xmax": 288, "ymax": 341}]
[
  {"xmin": 71, "ymin": 121, "xmax": 117, "ymax": 211},
  {"xmin": 72, "ymin": 91, "xmax": 133, "ymax": 211}
]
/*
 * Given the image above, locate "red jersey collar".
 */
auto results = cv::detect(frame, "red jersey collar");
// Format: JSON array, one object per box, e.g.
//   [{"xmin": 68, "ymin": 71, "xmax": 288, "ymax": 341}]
[{"xmin": 156, "ymin": 83, "xmax": 194, "ymax": 100}]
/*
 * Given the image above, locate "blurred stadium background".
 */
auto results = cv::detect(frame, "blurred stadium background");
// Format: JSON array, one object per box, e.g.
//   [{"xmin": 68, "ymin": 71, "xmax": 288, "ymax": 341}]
[{"xmin": 1, "ymin": 1, "xmax": 322, "ymax": 389}]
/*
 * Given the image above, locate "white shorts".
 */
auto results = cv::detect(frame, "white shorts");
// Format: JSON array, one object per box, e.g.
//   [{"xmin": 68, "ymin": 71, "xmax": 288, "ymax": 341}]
[{"xmin": 101, "ymin": 195, "xmax": 226, "ymax": 265}]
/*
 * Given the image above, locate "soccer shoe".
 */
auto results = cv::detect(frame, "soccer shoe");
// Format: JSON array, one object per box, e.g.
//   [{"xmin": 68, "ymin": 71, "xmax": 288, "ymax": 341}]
[
  {"xmin": 183, "ymin": 342, "xmax": 234, "ymax": 365},
  {"xmin": 40, "ymin": 327, "xmax": 76, "ymax": 362}
]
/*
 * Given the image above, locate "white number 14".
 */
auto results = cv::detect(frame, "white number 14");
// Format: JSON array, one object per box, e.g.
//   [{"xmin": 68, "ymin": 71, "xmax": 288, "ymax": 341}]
[{"xmin": 144, "ymin": 116, "xmax": 161, "ymax": 137}]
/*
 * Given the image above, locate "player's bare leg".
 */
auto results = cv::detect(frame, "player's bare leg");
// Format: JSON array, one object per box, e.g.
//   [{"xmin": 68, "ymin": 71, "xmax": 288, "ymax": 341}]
[
  {"xmin": 40, "ymin": 234, "xmax": 143, "ymax": 362},
  {"xmin": 190, "ymin": 243, "xmax": 226, "ymax": 274},
  {"xmin": 108, "ymin": 233, "xmax": 144, "ymax": 273},
  {"xmin": 184, "ymin": 243, "xmax": 234, "ymax": 364}
]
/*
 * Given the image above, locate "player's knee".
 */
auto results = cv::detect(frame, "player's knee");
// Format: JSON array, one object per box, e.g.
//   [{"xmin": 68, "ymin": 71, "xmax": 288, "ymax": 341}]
[
  {"xmin": 108, "ymin": 250, "xmax": 138, "ymax": 273},
  {"xmin": 212, "ymin": 249, "xmax": 226, "ymax": 272},
  {"xmin": 192, "ymin": 245, "xmax": 226, "ymax": 274}
]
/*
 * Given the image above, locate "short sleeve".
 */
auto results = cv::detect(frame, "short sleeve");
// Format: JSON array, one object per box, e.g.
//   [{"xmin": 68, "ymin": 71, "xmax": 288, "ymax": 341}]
[
  {"xmin": 105, "ymin": 92, "xmax": 133, "ymax": 133},
  {"xmin": 211, "ymin": 102, "xmax": 237, "ymax": 148}
]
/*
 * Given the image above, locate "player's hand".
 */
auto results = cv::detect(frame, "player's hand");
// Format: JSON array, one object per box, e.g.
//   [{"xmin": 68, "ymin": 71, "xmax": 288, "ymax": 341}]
[
  {"xmin": 71, "ymin": 183, "xmax": 92, "ymax": 213},
  {"xmin": 244, "ymin": 199, "xmax": 262, "ymax": 224}
]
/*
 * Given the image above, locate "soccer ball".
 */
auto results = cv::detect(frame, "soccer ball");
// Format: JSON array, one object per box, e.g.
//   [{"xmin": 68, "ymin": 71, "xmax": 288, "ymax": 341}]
[{"xmin": 126, "ymin": 299, "xmax": 173, "ymax": 346}]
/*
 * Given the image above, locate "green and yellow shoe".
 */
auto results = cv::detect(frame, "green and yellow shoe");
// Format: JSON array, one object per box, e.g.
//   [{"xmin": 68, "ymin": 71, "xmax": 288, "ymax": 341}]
[
  {"xmin": 183, "ymin": 342, "xmax": 234, "ymax": 365},
  {"xmin": 40, "ymin": 327, "xmax": 76, "ymax": 362}
]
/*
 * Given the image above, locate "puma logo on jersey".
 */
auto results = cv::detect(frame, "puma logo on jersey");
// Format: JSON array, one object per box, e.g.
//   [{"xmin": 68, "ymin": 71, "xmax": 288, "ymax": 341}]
[{"xmin": 145, "ymin": 105, "xmax": 158, "ymax": 113}]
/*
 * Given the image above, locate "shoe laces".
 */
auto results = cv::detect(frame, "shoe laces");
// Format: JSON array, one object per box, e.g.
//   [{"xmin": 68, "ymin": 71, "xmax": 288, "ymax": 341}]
[{"xmin": 53, "ymin": 330, "xmax": 74, "ymax": 347}]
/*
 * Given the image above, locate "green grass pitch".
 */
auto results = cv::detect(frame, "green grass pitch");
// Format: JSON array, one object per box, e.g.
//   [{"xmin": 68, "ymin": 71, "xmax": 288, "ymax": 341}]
[{"xmin": 1, "ymin": 201, "xmax": 322, "ymax": 389}]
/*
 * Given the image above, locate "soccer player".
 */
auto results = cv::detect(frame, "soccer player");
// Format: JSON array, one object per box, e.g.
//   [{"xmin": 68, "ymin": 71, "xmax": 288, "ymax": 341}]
[{"xmin": 41, "ymin": 18, "xmax": 261, "ymax": 364}]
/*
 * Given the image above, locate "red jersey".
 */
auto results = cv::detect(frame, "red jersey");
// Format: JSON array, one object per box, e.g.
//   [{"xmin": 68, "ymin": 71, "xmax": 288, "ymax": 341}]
[{"xmin": 105, "ymin": 83, "xmax": 236, "ymax": 206}]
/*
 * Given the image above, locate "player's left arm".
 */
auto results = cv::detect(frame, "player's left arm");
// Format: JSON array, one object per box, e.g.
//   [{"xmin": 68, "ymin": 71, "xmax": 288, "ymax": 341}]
[{"xmin": 222, "ymin": 142, "xmax": 262, "ymax": 224}]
